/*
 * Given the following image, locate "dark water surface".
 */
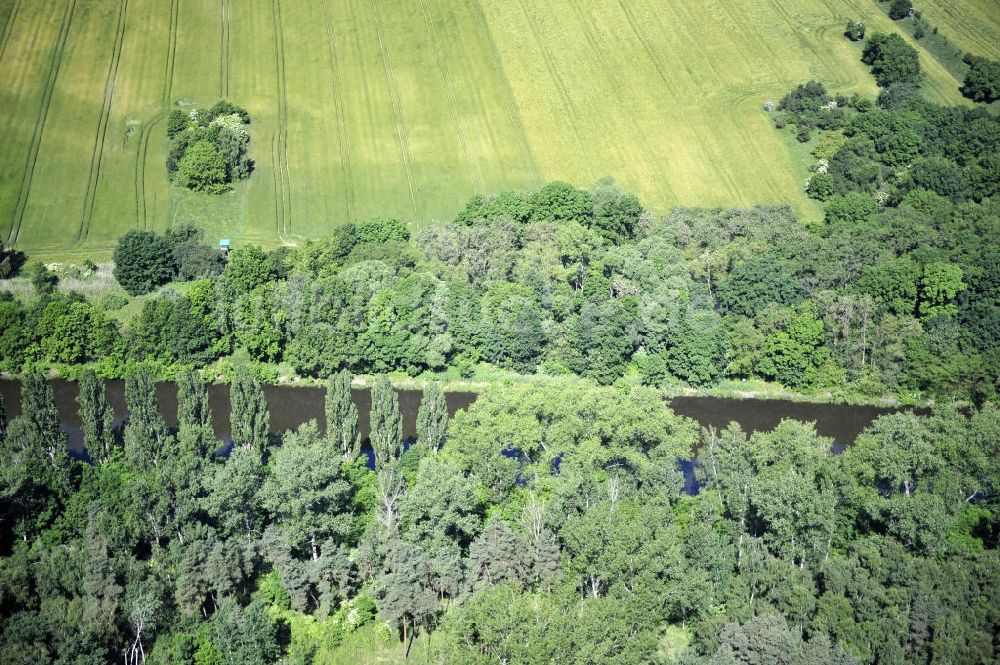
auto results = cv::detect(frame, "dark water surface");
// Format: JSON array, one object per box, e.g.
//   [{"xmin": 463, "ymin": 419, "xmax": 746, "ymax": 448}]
[
  {"xmin": 0, "ymin": 380, "xmax": 919, "ymax": 459},
  {"xmin": 0, "ymin": 379, "xmax": 476, "ymax": 455}
]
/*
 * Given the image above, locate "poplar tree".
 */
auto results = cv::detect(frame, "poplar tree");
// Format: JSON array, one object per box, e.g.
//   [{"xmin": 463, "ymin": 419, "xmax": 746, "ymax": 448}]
[
  {"xmin": 123, "ymin": 365, "xmax": 168, "ymax": 469},
  {"xmin": 415, "ymin": 382, "xmax": 448, "ymax": 453},
  {"xmin": 325, "ymin": 370, "xmax": 359, "ymax": 460},
  {"xmin": 369, "ymin": 376, "xmax": 402, "ymax": 468},
  {"xmin": 176, "ymin": 369, "xmax": 215, "ymax": 458},
  {"xmin": 230, "ymin": 367, "xmax": 270, "ymax": 455},
  {"xmin": 77, "ymin": 369, "xmax": 116, "ymax": 463}
]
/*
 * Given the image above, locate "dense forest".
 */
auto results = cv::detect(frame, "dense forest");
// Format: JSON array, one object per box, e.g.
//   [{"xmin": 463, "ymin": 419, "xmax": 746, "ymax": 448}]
[
  {"xmin": 0, "ymin": 19, "xmax": 998, "ymax": 665},
  {"xmin": 0, "ymin": 367, "xmax": 997, "ymax": 663}
]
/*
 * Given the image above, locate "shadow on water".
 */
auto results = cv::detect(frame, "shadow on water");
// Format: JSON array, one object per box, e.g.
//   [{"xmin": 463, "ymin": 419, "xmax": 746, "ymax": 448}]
[{"xmin": 0, "ymin": 380, "xmax": 924, "ymax": 494}]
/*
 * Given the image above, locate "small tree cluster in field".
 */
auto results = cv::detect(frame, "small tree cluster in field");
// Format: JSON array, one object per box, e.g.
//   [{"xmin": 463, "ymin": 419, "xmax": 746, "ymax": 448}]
[
  {"xmin": 167, "ymin": 100, "xmax": 252, "ymax": 193},
  {"xmin": 887, "ymin": 0, "xmax": 913, "ymax": 20},
  {"xmin": 961, "ymin": 55, "xmax": 1000, "ymax": 103},
  {"xmin": 113, "ymin": 223, "xmax": 224, "ymax": 295},
  {"xmin": 845, "ymin": 20, "xmax": 865, "ymax": 41},
  {"xmin": 862, "ymin": 33, "xmax": 921, "ymax": 88}
]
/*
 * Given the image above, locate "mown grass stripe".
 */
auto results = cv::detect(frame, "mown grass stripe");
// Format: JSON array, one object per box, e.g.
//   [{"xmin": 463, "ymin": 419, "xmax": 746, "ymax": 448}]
[
  {"xmin": 321, "ymin": 0, "xmax": 356, "ymax": 221},
  {"xmin": 270, "ymin": 0, "xmax": 291, "ymax": 238},
  {"xmin": 466, "ymin": 0, "xmax": 541, "ymax": 188},
  {"xmin": 7, "ymin": 0, "xmax": 76, "ymax": 246},
  {"xmin": 78, "ymin": 0, "xmax": 128, "ymax": 242},
  {"xmin": 513, "ymin": 0, "xmax": 595, "ymax": 182},
  {"xmin": 417, "ymin": 0, "xmax": 484, "ymax": 195},
  {"xmin": 0, "ymin": 0, "xmax": 22, "ymax": 69},
  {"xmin": 369, "ymin": 0, "xmax": 418, "ymax": 216}
]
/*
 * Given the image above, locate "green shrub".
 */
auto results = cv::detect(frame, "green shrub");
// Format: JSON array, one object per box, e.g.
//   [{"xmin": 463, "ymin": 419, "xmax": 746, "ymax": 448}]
[{"xmin": 112, "ymin": 230, "xmax": 176, "ymax": 295}]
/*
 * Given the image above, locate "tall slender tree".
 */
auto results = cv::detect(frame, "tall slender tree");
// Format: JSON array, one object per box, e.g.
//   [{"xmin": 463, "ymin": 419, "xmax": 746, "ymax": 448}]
[
  {"xmin": 415, "ymin": 382, "xmax": 448, "ymax": 453},
  {"xmin": 77, "ymin": 369, "xmax": 116, "ymax": 463},
  {"xmin": 369, "ymin": 376, "xmax": 402, "ymax": 468},
  {"xmin": 325, "ymin": 370, "xmax": 359, "ymax": 460},
  {"xmin": 123, "ymin": 365, "xmax": 168, "ymax": 469},
  {"xmin": 230, "ymin": 367, "xmax": 270, "ymax": 455},
  {"xmin": 20, "ymin": 372, "xmax": 62, "ymax": 445},
  {"xmin": 176, "ymin": 369, "xmax": 215, "ymax": 458},
  {"xmin": 15, "ymin": 372, "xmax": 73, "ymax": 484}
]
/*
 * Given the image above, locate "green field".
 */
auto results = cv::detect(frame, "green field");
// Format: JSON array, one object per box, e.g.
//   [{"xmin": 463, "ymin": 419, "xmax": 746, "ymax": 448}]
[
  {"xmin": 917, "ymin": 0, "xmax": 1000, "ymax": 60},
  {"xmin": 0, "ymin": 0, "xmax": 973, "ymax": 260}
]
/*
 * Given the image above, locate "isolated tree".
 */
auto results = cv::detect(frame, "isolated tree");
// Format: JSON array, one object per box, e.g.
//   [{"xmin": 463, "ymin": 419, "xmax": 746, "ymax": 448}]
[
  {"xmin": 113, "ymin": 230, "xmax": 176, "ymax": 296},
  {"xmin": 369, "ymin": 376, "xmax": 402, "ymax": 468},
  {"xmin": 123, "ymin": 365, "xmax": 168, "ymax": 469},
  {"xmin": 230, "ymin": 367, "xmax": 269, "ymax": 454},
  {"xmin": 415, "ymin": 382, "xmax": 448, "ymax": 453},
  {"xmin": 76, "ymin": 369, "xmax": 116, "ymax": 463},
  {"xmin": 325, "ymin": 370, "xmax": 359, "ymax": 460}
]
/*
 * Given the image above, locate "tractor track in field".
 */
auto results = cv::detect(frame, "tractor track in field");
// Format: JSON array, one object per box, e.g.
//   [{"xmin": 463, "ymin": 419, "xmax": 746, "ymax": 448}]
[
  {"xmin": 78, "ymin": 0, "xmax": 129, "ymax": 242},
  {"xmin": 646, "ymin": 0, "xmax": 745, "ymax": 202},
  {"xmin": 136, "ymin": 0, "xmax": 178, "ymax": 230},
  {"xmin": 417, "ymin": 0, "xmax": 482, "ymax": 192},
  {"xmin": 370, "ymin": 0, "xmax": 419, "ymax": 217},
  {"xmin": 271, "ymin": 0, "xmax": 292, "ymax": 238},
  {"xmin": 321, "ymin": 0, "xmax": 356, "ymax": 221},
  {"xmin": 7, "ymin": 0, "xmax": 76, "ymax": 246},
  {"xmin": 0, "ymin": 0, "xmax": 22, "ymax": 69},
  {"xmin": 466, "ymin": 0, "xmax": 541, "ymax": 188},
  {"xmin": 220, "ymin": 0, "xmax": 230, "ymax": 99},
  {"xmin": 567, "ymin": 0, "xmax": 656, "ymax": 185},
  {"xmin": 925, "ymin": 1, "xmax": 999, "ymax": 58},
  {"xmin": 616, "ymin": 0, "xmax": 707, "ymax": 202},
  {"xmin": 514, "ymin": 0, "xmax": 595, "ymax": 182},
  {"xmin": 417, "ymin": 0, "xmax": 484, "ymax": 195},
  {"xmin": 763, "ymin": 0, "xmax": 854, "ymax": 90},
  {"xmin": 663, "ymin": 0, "xmax": 751, "ymax": 199}
]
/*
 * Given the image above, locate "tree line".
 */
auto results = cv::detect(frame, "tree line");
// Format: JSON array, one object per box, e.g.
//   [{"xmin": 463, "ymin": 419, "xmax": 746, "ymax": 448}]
[
  {"xmin": 2, "ymin": 167, "xmax": 996, "ymax": 402},
  {"xmin": 0, "ymin": 367, "xmax": 996, "ymax": 662}
]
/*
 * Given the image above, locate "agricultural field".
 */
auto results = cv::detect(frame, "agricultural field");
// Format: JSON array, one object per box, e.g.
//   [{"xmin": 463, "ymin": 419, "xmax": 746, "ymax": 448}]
[
  {"xmin": 0, "ymin": 0, "xmax": 971, "ymax": 260},
  {"xmin": 916, "ymin": 0, "xmax": 1000, "ymax": 59}
]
